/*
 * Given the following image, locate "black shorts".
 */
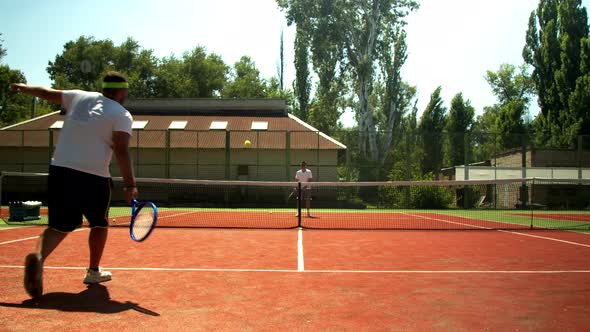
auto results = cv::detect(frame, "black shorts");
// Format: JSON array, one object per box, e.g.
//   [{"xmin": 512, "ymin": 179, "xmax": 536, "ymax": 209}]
[
  {"xmin": 299, "ymin": 187, "xmax": 312, "ymax": 200},
  {"xmin": 48, "ymin": 165, "xmax": 112, "ymax": 232}
]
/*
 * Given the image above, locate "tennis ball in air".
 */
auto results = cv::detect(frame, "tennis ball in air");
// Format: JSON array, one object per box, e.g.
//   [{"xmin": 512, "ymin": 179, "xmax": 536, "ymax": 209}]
[{"xmin": 244, "ymin": 140, "xmax": 252, "ymax": 147}]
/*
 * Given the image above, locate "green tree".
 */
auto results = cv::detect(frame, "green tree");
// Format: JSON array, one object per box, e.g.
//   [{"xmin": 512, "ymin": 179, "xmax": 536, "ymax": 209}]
[
  {"xmin": 0, "ymin": 33, "xmax": 6, "ymax": 61},
  {"xmin": 419, "ymin": 86, "xmax": 447, "ymax": 174},
  {"xmin": 0, "ymin": 36, "xmax": 52, "ymax": 127},
  {"xmin": 222, "ymin": 56, "xmax": 266, "ymax": 98},
  {"xmin": 309, "ymin": 1, "xmax": 346, "ymax": 135},
  {"xmin": 481, "ymin": 64, "xmax": 535, "ymax": 152},
  {"xmin": 382, "ymin": 107, "xmax": 442, "ymax": 207},
  {"xmin": 379, "ymin": 27, "xmax": 411, "ymax": 163},
  {"xmin": 486, "ymin": 64, "xmax": 535, "ymax": 106},
  {"xmin": 278, "ymin": 0, "xmax": 419, "ymax": 179},
  {"xmin": 48, "ymin": 36, "xmax": 117, "ymax": 90},
  {"xmin": 278, "ymin": 28, "xmax": 285, "ymax": 91},
  {"xmin": 445, "ymin": 93, "xmax": 475, "ymax": 167},
  {"xmin": 569, "ymin": 27, "xmax": 590, "ymax": 138},
  {"xmin": 341, "ymin": 0, "xmax": 418, "ymax": 165},
  {"xmin": 266, "ymin": 76, "xmax": 295, "ymax": 103},
  {"xmin": 48, "ymin": 37, "xmax": 228, "ymax": 98},
  {"xmin": 115, "ymin": 38, "xmax": 159, "ymax": 98},
  {"xmin": 569, "ymin": 72, "xmax": 590, "ymax": 139},
  {"xmin": 293, "ymin": 26, "xmax": 311, "ymax": 120},
  {"xmin": 47, "ymin": 36, "xmax": 162, "ymax": 95},
  {"xmin": 153, "ymin": 55, "xmax": 190, "ymax": 97},
  {"xmin": 523, "ymin": 0, "xmax": 589, "ymax": 147},
  {"xmin": 181, "ymin": 47, "xmax": 228, "ymax": 97},
  {"xmin": 0, "ymin": 65, "xmax": 29, "ymax": 126},
  {"xmin": 472, "ymin": 106, "xmax": 501, "ymax": 161},
  {"xmin": 279, "ymin": 0, "xmax": 346, "ymax": 134}
]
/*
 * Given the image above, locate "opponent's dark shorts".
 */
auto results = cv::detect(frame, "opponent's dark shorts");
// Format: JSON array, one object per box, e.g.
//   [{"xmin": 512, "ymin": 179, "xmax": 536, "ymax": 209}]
[
  {"xmin": 48, "ymin": 165, "xmax": 112, "ymax": 232},
  {"xmin": 300, "ymin": 187, "xmax": 312, "ymax": 200}
]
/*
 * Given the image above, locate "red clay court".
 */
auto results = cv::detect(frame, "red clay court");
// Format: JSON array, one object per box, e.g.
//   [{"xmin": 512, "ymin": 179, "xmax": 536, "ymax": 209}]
[{"xmin": 1, "ymin": 213, "xmax": 589, "ymax": 331}]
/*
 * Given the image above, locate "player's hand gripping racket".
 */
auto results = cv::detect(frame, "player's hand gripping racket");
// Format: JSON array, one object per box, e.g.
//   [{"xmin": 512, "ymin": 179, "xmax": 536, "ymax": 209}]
[
  {"xmin": 288, "ymin": 187, "xmax": 298, "ymax": 200},
  {"xmin": 130, "ymin": 198, "xmax": 158, "ymax": 242}
]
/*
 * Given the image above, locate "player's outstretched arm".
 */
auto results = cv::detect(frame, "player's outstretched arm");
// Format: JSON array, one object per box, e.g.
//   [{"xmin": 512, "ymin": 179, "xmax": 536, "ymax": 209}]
[
  {"xmin": 10, "ymin": 83, "xmax": 63, "ymax": 105},
  {"xmin": 113, "ymin": 131, "xmax": 137, "ymax": 204}
]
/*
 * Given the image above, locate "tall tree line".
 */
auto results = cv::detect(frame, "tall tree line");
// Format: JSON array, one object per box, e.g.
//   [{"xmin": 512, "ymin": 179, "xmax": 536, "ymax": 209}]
[
  {"xmin": 524, "ymin": 0, "xmax": 590, "ymax": 148},
  {"xmin": 47, "ymin": 36, "xmax": 291, "ymax": 100},
  {"xmin": 280, "ymin": 0, "xmax": 590, "ymax": 181},
  {"xmin": 278, "ymin": 0, "xmax": 419, "ymax": 181}
]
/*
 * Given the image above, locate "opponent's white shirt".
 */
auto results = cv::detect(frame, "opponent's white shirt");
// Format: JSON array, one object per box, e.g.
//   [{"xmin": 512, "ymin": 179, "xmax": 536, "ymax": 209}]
[
  {"xmin": 295, "ymin": 168, "xmax": 313, "ymax": 188},
  {"xmin": 51, "ymin": 90, "xmax": 133, "ymax": 178}
]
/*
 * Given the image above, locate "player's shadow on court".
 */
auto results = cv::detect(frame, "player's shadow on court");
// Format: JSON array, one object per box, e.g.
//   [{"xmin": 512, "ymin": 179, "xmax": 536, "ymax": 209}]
[{"xmin": 0, "ymin": 284, "xmax": 159, "ymax": 316}]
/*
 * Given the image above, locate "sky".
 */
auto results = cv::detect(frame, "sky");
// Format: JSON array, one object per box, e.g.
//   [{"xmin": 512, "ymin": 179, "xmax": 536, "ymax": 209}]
[{"xmin": 1, "ymin": 0, "xmax": 589, "ymax": 127}]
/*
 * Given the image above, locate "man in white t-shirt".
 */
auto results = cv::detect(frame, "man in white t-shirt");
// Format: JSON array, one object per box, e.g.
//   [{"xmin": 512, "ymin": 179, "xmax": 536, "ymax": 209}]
[
  {"xmin": 295, "ymin": 161, "xmax": 313, "ymax": 217},
  {"xmin": 11, "ymin": 71, "xmax": 137, "ymax": 298}
]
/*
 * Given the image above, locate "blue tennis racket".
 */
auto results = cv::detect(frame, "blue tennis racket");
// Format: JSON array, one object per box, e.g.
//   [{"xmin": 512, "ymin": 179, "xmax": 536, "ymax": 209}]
[{"xmin": 130, "ymin": 198, "xmax": 158, "ymax": 242}]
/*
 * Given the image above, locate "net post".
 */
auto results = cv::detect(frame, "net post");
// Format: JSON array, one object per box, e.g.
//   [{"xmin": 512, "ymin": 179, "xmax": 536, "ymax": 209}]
[
  {"xmin": 521, "ymin": 135, "xmax": 529, "ymax": 211},
  {"xmin": 530, "ymin": 178, "xmax": 534, "ymax": 230},
  {"xmin": 297, "ymin": 181, "xmax": 302, "ymax": 227}
]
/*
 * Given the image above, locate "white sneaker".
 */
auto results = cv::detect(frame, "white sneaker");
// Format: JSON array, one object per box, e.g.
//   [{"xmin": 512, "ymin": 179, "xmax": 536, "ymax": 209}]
[
  {"xmin": 83, "ymin": 268, "xmax": 112, "ymax": 284},
  {"xmin": 24, "ymin": 253, "xmax": 43, "ymax": 298}
]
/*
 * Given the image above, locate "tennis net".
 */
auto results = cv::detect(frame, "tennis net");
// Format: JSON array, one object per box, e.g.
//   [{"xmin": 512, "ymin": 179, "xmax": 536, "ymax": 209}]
[{"xmin": 2, "ymin": 171, "xmax": 590, "ymax": 230}]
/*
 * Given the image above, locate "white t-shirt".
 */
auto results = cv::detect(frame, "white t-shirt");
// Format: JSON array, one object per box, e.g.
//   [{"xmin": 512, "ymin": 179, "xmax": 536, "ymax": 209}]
[
  {"xmin": 295, "ymin": 168, "xmax": 313, "ymax": 188},
  {"xmin": 51, "ymin": 90, "xmax": 133, "ymax": 178}
]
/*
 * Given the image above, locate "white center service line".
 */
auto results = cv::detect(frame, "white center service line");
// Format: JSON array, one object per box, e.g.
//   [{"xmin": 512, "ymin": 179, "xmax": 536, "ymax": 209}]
[{"xmin": 297, "ymin": 228, "xmax": 305, "ymax": 271}]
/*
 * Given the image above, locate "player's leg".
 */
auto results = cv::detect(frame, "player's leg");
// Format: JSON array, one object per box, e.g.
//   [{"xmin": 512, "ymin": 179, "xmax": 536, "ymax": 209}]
[
  {"xmin": 37, "ymin": 228, "xmax": 68, "ymax": 259},
  {"xmin": 83, "ymin": 175, "xmax": 112, "ymax": 284},
  {"xmin": 84, "ymin": 227, "xmax": 111, "ymax": 284},
  {"xmin": 24, "ymin": 166, "xmax": 80, "ymax": 298},
  {"xmin": 24, "ymin": 227, "xmax": 68, "ymax": 298},
  {"xmin": 23, "ymin": 252, "xmax": 43, "ymax": 298},
  {"xmin": 88, "ymin": 227, "xmax": 108, "ymax": 269},
  {"xmin": 305, "ymin": 188, "xmax": 312, "ymax": 217}
]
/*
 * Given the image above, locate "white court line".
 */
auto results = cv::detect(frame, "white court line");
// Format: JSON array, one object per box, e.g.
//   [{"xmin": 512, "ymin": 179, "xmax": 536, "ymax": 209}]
[
  {"xmin": 0, "ymin": 236, "xmax": 40, "ymax": 245},
  {"xmin": 0, "ymin": 265, "xmax": 588, "ymax": 274},
  {"xmin": 404, "ymin": 213, "xmax": 590, "ymax": 248},
  {"xmin": 0, "ymin": 225, "xmax": 38, "ymax": 231},
  {"xmin": 159, "ymin": 211, "xmax": 200, "ymax": 219},
  {"xmin": 497, "ymin": 229, "xmax": 590, "ymax": 247},
  {"xmin": 298, "ymin": 228, "xmax": 304, "ymax": 271},
  {"xmin": 401, "ymin": 212, "xmax": 497, "ymax": 230},
  {"xmin": 111, "ymin": 210, "xmax": 197, "ymax": 226},
  {"xmin": 0, "ymin": 228, "xmax": 88, "ymax": 245}
]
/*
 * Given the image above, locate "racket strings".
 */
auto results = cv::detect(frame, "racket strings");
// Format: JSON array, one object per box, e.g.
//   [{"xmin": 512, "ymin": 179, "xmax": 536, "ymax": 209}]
[{"xmin": 132, "ymin": 208, "xmax": 155, "ymax": 239}]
